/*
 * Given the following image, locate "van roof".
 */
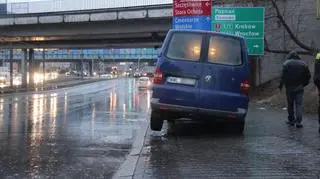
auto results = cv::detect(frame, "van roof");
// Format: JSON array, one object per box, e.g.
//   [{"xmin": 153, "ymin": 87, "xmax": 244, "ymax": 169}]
[{"xmin": 168, "ymin": 29, "xmax": 245, "ymax": 40}]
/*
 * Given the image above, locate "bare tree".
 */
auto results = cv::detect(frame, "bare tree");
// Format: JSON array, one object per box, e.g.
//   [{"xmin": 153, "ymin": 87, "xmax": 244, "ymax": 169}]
[
  {"xmin": 264, "ymin": 0, "xmax": 319, "ymax": 55},
  {"xmin": 214, "ymin": 0, "xmax": 318, "ymax": 55}
]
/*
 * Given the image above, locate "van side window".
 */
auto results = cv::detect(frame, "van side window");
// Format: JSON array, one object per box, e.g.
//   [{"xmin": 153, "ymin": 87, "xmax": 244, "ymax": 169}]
[
  {"xmin": 166, "ymin": 33, "xmax": 203, "ymax": 61},
  {"xmin": 207, "ymin": 36, "xmax": 242, "ymax": 66}
]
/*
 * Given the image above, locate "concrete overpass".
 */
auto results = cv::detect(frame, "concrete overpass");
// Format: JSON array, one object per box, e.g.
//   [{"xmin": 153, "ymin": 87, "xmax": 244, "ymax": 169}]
[{"xmin": 0, "ymin": 4, "xmax": 173, "ymax": 49}]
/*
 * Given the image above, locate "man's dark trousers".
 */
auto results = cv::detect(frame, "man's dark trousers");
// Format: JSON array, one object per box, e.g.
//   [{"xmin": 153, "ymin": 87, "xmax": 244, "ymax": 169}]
[{"xmin": 286, "ymin": 87, "xmax": 304, "ymax": 123}]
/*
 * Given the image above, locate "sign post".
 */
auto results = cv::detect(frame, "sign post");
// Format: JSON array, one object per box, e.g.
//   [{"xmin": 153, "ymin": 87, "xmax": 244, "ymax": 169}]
[
  {"xmin": 212, "ymin": 7, "xmax": 265, "ymax": 55},
  {"xmin": 173, "ymin": 0, "xmax": 212, "ymax": 31}
]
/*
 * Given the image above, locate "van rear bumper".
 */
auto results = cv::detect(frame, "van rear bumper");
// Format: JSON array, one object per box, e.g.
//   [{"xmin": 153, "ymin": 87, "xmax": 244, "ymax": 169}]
[{"xmin": 151, "ymin": 101, "xmax": 247, "ymax": 119}]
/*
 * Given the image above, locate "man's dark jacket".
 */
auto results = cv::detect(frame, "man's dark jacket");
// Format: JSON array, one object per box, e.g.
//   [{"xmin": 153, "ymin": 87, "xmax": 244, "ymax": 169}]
[{"xmin": 279, "ymin": 51, "xmax": 311, "ymax": 91}]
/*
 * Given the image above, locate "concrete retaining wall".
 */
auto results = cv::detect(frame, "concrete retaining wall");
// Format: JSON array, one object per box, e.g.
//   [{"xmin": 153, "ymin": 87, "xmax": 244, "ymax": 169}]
[{"xmin": 212, "ymin": 0, "xmax": 319, "ymax": 86}]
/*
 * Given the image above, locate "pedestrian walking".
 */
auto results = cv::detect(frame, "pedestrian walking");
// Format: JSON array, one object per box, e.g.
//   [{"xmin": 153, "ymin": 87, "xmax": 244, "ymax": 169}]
[
  {"xmin": 313, "ymin": 52, "xmax": 320, "ymax": 133},
  {"xmin": 279, "ymin": 50, "xmax": 311, "ymax": 128}
]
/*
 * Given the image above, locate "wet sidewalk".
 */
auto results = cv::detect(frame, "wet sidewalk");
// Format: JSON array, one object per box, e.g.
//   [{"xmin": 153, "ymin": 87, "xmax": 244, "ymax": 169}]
[{"xmin": 130, "ymin": 105, "xmax": 320, "ymax": 179}]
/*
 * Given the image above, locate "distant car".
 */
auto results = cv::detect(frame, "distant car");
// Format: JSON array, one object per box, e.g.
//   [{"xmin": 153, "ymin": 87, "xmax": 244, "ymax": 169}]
[
  {"xmin": 71, "ymin": 71, "xmax": 81, "ymax": 77},
  {"xmin": 0, "ymin": 76, "xmax": 7, "ymax": 85},
  {"xmin": 138, "ymin": 77, "xmax": 151, "ymax": 89},
  {"xmin": 150, "ymin": 29, "xmax": 250, "ymax": 133},
  {"xmin": 133, "ymin": 72, "xmax": 141, "ymax": 78},
  {"xmin": 146, "ymin": 73, "xmax": 154, "ymax": 78},
  {"xmin": 101, "ymin": 74, "xmax": 113, "ymax": 79}
]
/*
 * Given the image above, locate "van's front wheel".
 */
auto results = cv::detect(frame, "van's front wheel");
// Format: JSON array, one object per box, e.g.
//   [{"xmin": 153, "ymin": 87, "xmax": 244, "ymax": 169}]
[{"xmin": 150, "ymin": 112, "xmax": 163, "ymax": 131}]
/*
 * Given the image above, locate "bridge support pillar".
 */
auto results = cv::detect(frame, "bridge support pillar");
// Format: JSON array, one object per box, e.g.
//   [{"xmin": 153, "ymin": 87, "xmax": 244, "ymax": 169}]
[
  {"xmin": 81, "ymin": 60, "xmax": 84, "ymax": 79},
  {"xmin": 28, "ymin": 49, "xmax": 34, "ymax": 88},
  {"xmin": 9, "ymin": 49, "xmax": 13, "ymax": 87},
  {"xmin": 21, "ymin": 49, "xmax": 28, "ymax": 88},
  {"xmin": 73, "ymin": 62, "xmax": 79, "ymax": 71},
  {"xmin": 34, "ymin": 61, "xmax": 41, "ymax": 73},
  {"xmin": 42, "ymin": 50, "xmax": 46, "ymax": 86},
  {"xmin": 89, "ymin": 60, "xmax": 94, "ymax": 77},
  {"xmin": 73, "ymin": 62, "xmax": 81, "ymax": 77},
  {"xmin": 0, "ymin": 58, "xmax": 3, "ymax": 67}
]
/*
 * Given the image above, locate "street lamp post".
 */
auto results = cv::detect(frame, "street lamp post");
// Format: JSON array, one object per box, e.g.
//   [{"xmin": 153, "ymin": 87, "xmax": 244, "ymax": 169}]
[
  {"xmin": 98, "ymin": 56, "xmax": 102, "ymax": 78},
  {"xmin": 9, "ymin": 49, "xmax": 13, "ymax": 87},
  {"xmin": 0, "ymin": 50, "xmax": 4, "ymax": 67},
  {"xmin": 80, "ymin": 50, "xmax": 84, "ymax": 80},
  {"xmin": 42, "ymin": 49, "xmax": 45, "ymax": 88},
  {"xmin": 138, "ymin": 58, "xmax": 140, "ymax": 72}
]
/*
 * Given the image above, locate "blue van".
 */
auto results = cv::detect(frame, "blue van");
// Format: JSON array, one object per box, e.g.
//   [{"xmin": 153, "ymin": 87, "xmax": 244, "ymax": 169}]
[{"xmin": 150, "ymin": 29, "xmax": 251, "ymax": 133}]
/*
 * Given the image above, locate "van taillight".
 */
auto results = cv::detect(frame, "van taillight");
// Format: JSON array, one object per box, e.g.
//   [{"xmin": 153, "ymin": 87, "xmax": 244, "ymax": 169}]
[
  {"xmin": 153, "ymin": 69, "xmax": 164, "ymax": 84},
  {"xmin": 240, "ymin": 80, "xmax": 250, "ymax": 94}
]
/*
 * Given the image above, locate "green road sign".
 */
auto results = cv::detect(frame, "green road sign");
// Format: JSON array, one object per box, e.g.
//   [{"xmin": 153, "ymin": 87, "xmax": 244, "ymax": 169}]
[{"xmin": 212, "ymin": 7, "xmax": 265, "ymax": 55}]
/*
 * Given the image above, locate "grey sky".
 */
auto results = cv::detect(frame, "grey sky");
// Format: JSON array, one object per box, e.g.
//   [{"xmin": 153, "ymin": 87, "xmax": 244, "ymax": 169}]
[
  {"xmin": 3, "ymin": 0, "xmax": 171, "ymax": 13},
  {"xmin": 3, "ymin": 0, "xmax": 44, "ymax": 3}
]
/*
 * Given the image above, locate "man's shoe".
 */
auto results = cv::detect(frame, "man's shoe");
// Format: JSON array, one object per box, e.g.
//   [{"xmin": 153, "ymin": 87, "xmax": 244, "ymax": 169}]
[
  {"xmin": 286, "ymin": 121, "xmax": 295, "ymax": 126},
  {"xmin": 296, "ymin": 123, "xmax": 303, "ymax": 128}
]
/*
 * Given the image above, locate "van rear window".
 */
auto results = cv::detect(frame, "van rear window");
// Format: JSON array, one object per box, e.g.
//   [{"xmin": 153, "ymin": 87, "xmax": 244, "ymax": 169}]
[
  {"xmin": 207, "ymin": 35, "xmax": 242, "ymax": 66},
  {"xmin": 166, "ymin": 33, "xmax": 203, "ymax": 61}
]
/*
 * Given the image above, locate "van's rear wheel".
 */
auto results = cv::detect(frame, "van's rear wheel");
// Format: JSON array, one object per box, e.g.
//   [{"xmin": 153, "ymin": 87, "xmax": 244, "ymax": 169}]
[
  {"xmin": 233, "ymin": 121, "xmax": 245, "ymax": 134},
  {"xmin": 150, "ymin": 112, "xmax": 163, "ymax": 131},
  {"xmin": 167, "ymin": 120, "xmax": 176, "ymax": 134}
]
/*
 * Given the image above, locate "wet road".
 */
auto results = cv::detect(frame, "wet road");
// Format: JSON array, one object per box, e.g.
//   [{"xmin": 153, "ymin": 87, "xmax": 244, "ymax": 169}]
[
  {"xmin": 0, "ymin": 78, "xmax": 150, "ymax": 179},
  {"xmin": 134, "ymin": 105, "xmax": 320, "ymax": 178}
]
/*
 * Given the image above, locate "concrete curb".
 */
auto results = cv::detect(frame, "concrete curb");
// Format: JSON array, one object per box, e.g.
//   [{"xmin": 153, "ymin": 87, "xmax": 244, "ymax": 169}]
[
  {"xmin": 45, "ymin": 79, "xmax": 108, "ymax": 89},
  {"xmin": 112, "ymin": 122, "xmax": 149, "ymax": 179},
  {"xmin": 0, "ymin": 78, "xmax": 111, "ymax": 95}
]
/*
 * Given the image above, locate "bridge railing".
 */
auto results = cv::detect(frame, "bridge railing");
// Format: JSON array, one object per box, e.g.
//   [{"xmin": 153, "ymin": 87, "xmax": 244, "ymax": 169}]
[
  {"xmin": 1, "ymin": 0, "xmax": 172, "ymax": 14},
  {"xmin": 0, "ymin": 48, "xmax": 160, "ymax": 60}
]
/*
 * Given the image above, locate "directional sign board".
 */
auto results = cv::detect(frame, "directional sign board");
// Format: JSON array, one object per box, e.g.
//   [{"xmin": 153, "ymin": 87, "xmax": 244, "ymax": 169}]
[
  {"xmin": 173, "ymin": 16, "xmax": 211, "ymax": 30},
  {"xmin": 212, "ymin": 7, "xmax": 265, "ymax": 55},
  {"xmin": 173, "ymin": 0, "xmax": 212, "ymax": 31}
]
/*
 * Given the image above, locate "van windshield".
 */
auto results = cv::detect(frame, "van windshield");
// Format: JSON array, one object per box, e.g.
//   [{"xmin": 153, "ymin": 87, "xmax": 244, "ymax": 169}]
[
  {"xmin": 207, "ymin": 35, "xmax": 242, "ymax": 66},
  {"xmin": 166, "ymin": 32, "xmax": 203, "ymax": 61}
]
